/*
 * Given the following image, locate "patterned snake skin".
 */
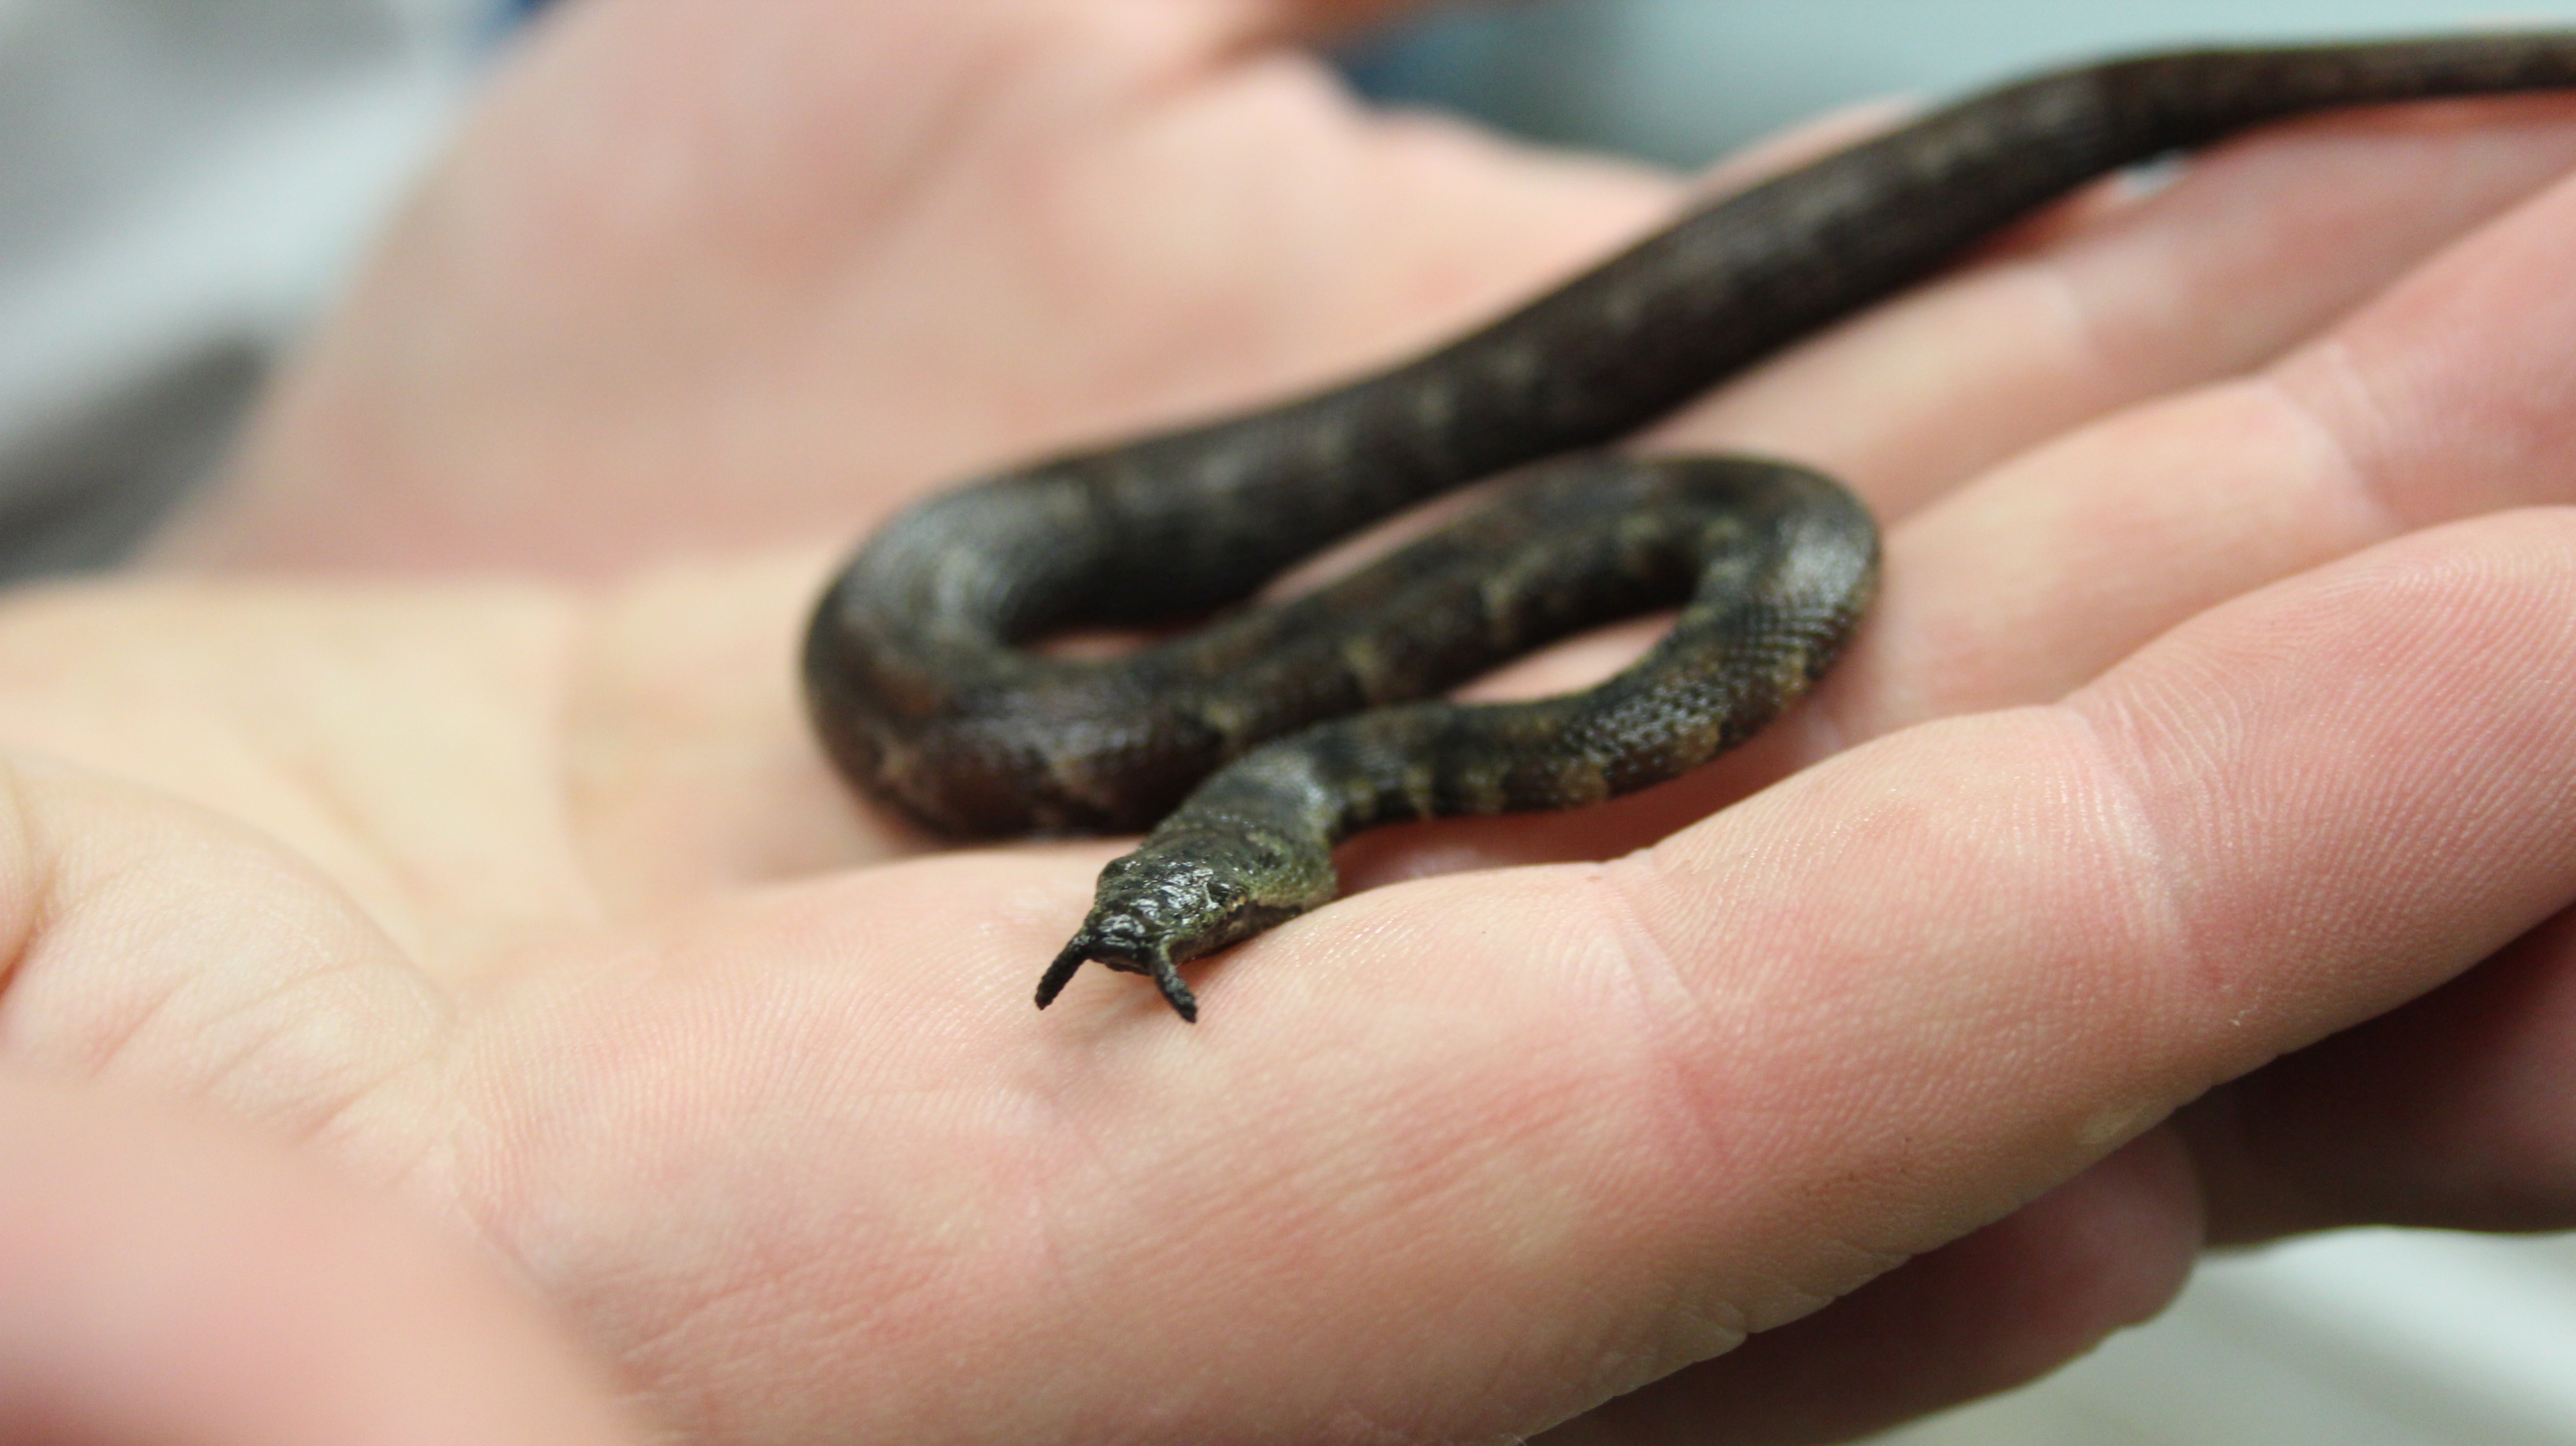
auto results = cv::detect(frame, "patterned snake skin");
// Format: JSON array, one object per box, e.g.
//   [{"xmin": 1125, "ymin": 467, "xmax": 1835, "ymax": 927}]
[{"xmin": 802, "ymin": 34, "xmax": 2576, "ymax": 1019}]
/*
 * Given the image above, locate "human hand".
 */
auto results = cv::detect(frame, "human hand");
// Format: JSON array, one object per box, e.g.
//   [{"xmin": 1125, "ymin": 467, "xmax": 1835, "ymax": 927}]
[{"xmin": 24, "ymin": 1, "xmax": 2576, "ymax": 1442}]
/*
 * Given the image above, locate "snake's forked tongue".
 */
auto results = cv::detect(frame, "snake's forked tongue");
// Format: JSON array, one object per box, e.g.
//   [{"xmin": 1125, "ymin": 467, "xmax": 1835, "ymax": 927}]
[{"xmin": 1035, "ymin": 923, "xmax": 1200, "ymax": 1023}]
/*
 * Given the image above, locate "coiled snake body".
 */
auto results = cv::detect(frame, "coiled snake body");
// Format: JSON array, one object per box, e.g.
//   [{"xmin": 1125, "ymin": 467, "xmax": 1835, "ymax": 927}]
[{"xmin": 804, "ymin": 34, "xmax": 2576, "ymax": 1020}]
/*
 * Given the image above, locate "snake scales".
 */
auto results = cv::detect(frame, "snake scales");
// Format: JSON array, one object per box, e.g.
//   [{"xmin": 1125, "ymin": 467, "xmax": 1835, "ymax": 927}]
[{"xmin": 804, "ymin": 33, "xmax": 2576, "ymax": 1020}]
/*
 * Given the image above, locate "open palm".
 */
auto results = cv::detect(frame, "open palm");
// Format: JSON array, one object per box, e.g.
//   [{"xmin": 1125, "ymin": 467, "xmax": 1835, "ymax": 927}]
[{"xmin": 11, "ymin": 3, "xmax": 2576, "ymax": 1443}]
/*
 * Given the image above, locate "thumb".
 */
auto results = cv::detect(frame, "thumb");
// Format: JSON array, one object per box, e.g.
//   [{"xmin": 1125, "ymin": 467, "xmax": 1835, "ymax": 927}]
[{"xmin": 0, "ymin": 1078, "xmax": 644, "ymax": 1446}]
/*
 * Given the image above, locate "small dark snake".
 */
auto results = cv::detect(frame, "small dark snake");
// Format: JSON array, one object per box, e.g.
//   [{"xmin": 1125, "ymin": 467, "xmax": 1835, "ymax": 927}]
[{"xmin": 804, "ymin": 34, "xmax": 2576, "ymax": 1021}]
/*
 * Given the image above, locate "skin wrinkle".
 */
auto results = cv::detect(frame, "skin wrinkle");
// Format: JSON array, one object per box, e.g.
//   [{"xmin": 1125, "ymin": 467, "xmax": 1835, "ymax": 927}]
[
  {"xmin": 2012, "ymin": 251, "xmax": 2116, "ymax": 409},
  {"xmin": 452, "ymin": 587, "xmax": 601, "ymax": 942},
  {"xmin": 1584, "ymin": 859, "xmax": 1701, "ymax": 1034},
  {"xmin": 2031, "ymin": 699, "xmax": 2203, "ymax": 1112},
  {"xmin": 583, "ymin": 1273, "xmax": 776, "ymax": 1434},
  {"xmin": 0, "ymin": 761, "xmax": 51, "ymax": 1005},
  {"xmin": 1502, "ymin": 865, "xmax": 1788, "ymax": 1381},
  {"xmin": 328, "ymin": 1051, "xmax": 486, "ymax": 1245},
  {"xmin": 164, "ymin": 948, "xmax": 376, "ymax": 1117},
  {"xmin": 145, "ymin": 585, "xmax": 592, "ymax": 975},
  {"xmin": 2267, "ymin": 337, "xmax": 2414, "ymax": 536},
  {"xmin": 1582, "ymin": 852, "xmax": 1945, "ymax": 1362},
  {"xmin": 0, "ymin": 768, "xmax": 471, "ymax": 1219},
  {"xmin": 1642, "ymin": 707, "xmax": 2198, "ymax": 1260},
  {"xmin": 228, "ymin": 664, "xmax": 433, "ymax": 957},
  {"xmin": 1968, "ymin": 247, "xmax": 2112, "ymax": 422},
  {"xmin": 163, "ymin": 912, "xmax": 438, "ymax": 1157},
  {"xmin": 1583, "ymin": 855, "xmax": 1844, "ymax": 1302},
  {"xmin": 2125, "ymin": 519, "xmax": 2576, "ymax": 1043},
  {"xmin": 254, "ymin": 731, "xmax": 440, "ymax": 959},
  {"xmin": 28, "ymin": 871, "xmax": 192, "ymax": 1083},
  {"xmin": 559, "ymin": 589, "xmax": 670, "ymax": 925},
  {"xmin": 11, "ymin": 826, "xmax": 190, "ymax": 1077},
  {"xmin": 451, "ymin": 593, "xmax": 599, "ymax": 952}
]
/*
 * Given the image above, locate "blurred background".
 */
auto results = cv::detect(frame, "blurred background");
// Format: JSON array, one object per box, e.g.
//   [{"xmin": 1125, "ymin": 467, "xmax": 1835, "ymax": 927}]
[{"xmin": 3, "ymin": 0, "xmax": 2575, "ymax": 1439}]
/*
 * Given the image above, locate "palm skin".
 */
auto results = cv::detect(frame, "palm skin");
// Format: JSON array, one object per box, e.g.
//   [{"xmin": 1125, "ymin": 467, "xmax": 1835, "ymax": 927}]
[{"xmin": 6, "ymin": 2, "xmax": 2576, "ymax": 1442}]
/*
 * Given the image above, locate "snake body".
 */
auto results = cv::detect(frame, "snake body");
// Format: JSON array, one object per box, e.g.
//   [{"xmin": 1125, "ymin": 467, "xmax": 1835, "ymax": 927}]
[{"xmin": 804, "ymin": 34, "xmax": 2576, "ymax": 1020}]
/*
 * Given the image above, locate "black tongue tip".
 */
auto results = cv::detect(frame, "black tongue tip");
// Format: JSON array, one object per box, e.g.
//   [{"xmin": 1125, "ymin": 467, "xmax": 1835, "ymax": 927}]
[
  {"xmin": 1034, "ymin": 935, "xmax": 1092, "ymax": 1010},
  {"xmin": 1151, "ymin": 958, "xmax": 1200, "ymax": 1023}
]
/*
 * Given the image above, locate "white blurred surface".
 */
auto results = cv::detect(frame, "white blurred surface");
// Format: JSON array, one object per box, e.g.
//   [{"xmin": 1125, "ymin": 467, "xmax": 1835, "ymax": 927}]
[
  {"xmin": 1351, "ymin": 0, "xmax": 2576, "ymax": 164},
  {"xmin": 0, "ymin": 0, "xmax": 491, "ymax": 573},
  {"xmin": 1879, "ymin": 1231, "xmax": 2576, "ymax": 1446}
]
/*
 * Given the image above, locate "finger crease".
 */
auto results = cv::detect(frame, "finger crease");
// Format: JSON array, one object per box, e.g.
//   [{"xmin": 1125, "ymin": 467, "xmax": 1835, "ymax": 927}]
[{"xmin": 2260, "ymin": 340, "xmax": 2413, "ymax": 540}]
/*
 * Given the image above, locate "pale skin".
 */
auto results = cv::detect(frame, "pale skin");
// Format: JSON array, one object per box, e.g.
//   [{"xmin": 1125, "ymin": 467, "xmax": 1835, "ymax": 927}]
[
  {"xmin": 8, "ymin": 0, "xmax": 2576, "ymax": 1441},
  {"xmin": 0, "ymin": 1081, "xmax": 644, "ymax": 1446}
]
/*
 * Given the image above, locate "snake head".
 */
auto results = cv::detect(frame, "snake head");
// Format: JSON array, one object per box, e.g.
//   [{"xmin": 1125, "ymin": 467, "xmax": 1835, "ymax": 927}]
[{"xmin": 1034, "ymin": 848, "xmax": 1273, "ymax": 1022}]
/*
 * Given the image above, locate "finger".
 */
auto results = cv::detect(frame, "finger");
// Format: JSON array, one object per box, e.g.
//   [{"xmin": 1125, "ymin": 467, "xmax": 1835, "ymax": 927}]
[
  {"xmin": 1658, "ymin": 93, "xmax": 2576, "ymax": 519},
  {"xmin": 2179, "ymin": 902, "xmax": 2576, "ymax": 1239},
  {"xmin": 1539, "ymin": 1129, "xmax": 2200, "ymax": 1446},
  {"xmin": 1820, "ymin": 154, "xmax": 2576, "ymax": 736},
  {"xmin": 0, "ymin": 1079, "xmax": 641, "ymax": 1446}
]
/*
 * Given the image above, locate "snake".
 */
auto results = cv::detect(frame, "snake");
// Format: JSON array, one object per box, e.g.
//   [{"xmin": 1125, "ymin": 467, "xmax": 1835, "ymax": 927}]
[{"xmin": 802, "ymin": 33, "xmax": 2576, "ymax": 1021}]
